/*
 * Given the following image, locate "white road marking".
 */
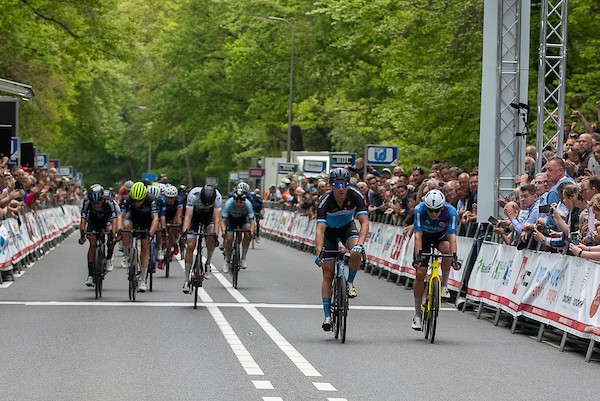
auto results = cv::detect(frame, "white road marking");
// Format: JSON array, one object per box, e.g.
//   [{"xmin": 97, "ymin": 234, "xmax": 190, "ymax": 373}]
[
  {"xmin": 0, "ymin": 300, "xmax": 457, "ymax": 312},
  {"xmin": 0, "ymin": 282, "xmax": 13, "ymax": 289},
  {"xmin": 245, "ymin": 305, "xmax": 321, "ymax": 377},
  {"xmin": 262, "ymin": 398, "xmax": 283, "ymax": 401},
  {"xmin": 313, "ymin": 382, "xmax": 337, "ymax": 391},
  {"xmin": 252, "ymin": 380, "xmax": 274, "ymax": 390},
  {"xmin": 328, "ymin": 398, "xmax": 348, "ymax": 401}
]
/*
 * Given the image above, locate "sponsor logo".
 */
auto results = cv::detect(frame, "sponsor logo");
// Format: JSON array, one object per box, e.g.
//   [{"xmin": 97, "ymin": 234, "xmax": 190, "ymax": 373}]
[
  {"xmin": 512, "ymin": 256, "xmax": 528, "ymax": 295},
  {"xmin": 590, "ymin": 285, "xmax": 600, "ymax": 318}
]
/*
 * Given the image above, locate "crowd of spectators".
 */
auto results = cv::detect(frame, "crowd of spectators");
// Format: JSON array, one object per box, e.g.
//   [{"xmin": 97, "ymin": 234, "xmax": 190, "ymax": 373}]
[
  {"xmin": 263, "ymin": 102, "xmax": 600, "ymax": 261},
  {"xmin": 0, "ymin": 157, "xmax": 82, "ymax": 219}
]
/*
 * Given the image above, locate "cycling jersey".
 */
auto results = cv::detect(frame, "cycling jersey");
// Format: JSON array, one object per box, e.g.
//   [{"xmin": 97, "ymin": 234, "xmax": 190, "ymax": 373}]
[
  {"xmin": 121, "ymin": 195, "xmax": 159, "ymax": 219},
  {"xmin": 81, "ymin": 199, "xmax": 118, "ymax": 230},
  {"xmin": 221, "ymin": 198, "xmax": 254, "ymax": 221},
  {"xmin": 158, "ymin": 194, "xmax": 183, "ymax": 220},
  {"xmin": 413, "ymin": 202, "xmax": 458, "ymax": 235},
  {"xmin": 316, "ymin": 188, "xmax": 368, "ymax": 229},
  {"xmin": 186, "ymin": 186, "xmax": 222, "ymax": 213}
]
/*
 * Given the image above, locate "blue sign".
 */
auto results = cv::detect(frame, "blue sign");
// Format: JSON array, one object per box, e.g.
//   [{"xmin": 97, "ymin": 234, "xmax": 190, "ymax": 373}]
[
  {"xmin": 303, "ymin": 160, "xmax": 327, "ymax": 174},
  {"xmin": 9, "ymin": 137, "xmax": 18, "ymax": 164},
  {"xmin": 36, "ymin": 154, "xmax": 49, "ymax": 169},
  {"xmin": 365, "ymin": 145, "xmax": 398, "ymax": 166},
  {"xmin": 142, "ymin": 172, "xmax": 158, "ymax": 182},
  {"xmin": 330, "ymin": 153, "xmax": 356, "ymax": 168},
  {"xmin": 277, "ymin": 163, "xmax": 298, "ymax": 174}
]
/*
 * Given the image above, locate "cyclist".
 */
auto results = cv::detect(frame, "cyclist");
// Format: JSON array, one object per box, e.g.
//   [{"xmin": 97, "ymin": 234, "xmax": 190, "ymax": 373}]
[
  {"xmin": 78, "ymin": 184, "xmax": 118, "ymax": 287},
  {"xmin": 220, "ymin": 189, "xmax": 255, "ymax": 273},
  {"xmin": 410, "ymin": 189, "xmax": 460, "ymax": 331},
  {"xmin": 159, "ymin": 184, "xmax": 184, "ymax": 265},
  {"xmin": 147, "ymin": 184, "xmax": 164, "ymax": 266},
  {"xmin": 120, "ymin": 181, "xmax": 159, "ymax": 292},
  {"xmin": 181, "ymin": 184, "xmax": 222, "ymax": 292},
  {"xmin": 314, "ymin": 168, "xmax": 369, "ymax": 331},
  {"xmin": 118, "ymin": 180, "xmax": 134, "ymax": 205},
  {"xmin": 250, "ymin": 189, "xmax": 264, "ymax": 242}
]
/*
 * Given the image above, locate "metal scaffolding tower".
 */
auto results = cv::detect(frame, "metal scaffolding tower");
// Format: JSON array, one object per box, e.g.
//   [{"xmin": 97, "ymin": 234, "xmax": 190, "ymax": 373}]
[{"xmin": 535, "ymin": 0, "xmax": 568, "ymax": 172}]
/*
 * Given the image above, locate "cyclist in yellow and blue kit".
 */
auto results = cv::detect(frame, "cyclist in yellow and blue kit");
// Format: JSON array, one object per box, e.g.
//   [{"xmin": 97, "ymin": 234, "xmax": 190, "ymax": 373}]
[{"xmin": 411, "ymin": 189, "xmax": 460, "ymax": 330}]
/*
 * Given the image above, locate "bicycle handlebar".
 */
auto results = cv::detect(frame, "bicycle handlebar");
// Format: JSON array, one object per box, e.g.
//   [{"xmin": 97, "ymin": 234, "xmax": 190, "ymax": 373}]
[{"xmin": 420, "ymin": 253, "xmax": 455, "ymax": 258}]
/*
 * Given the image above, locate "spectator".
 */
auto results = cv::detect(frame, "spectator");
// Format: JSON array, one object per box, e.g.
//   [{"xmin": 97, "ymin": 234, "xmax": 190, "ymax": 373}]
[
  {"xmin": 526, "ymin": 145, "xmax": 536, "ymax": 160},
  {"xmin": 570, "ymin": 193, "xmax": 600, "ymax": 259},
  {"xmin": 533, "ymin": 172, "xmax": 550, "ymax": 206},
  {"xmin": 525, "ymin": 156, "xmax": 536, "ymax": 180},
  {"xmin": 576, "ymin": 133, "xmax": 594, "ymax": 176},
  {"xmin": 494, "ymin": 184, "xmax": 539, "ymax": 242},
  {"xmin": 578, "ymin": 176, "xmax": 600, "ymax": 245},
  {"xmin": 443, "ymin": 180, "xmax": 460, "ymax": 208},
  {"xmin": 409, "ymin": 166, "xmax": 425, "ymax": 187}
]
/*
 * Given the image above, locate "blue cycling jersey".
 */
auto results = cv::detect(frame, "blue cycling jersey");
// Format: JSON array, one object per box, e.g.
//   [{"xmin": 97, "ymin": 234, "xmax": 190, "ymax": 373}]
[
  {"xmin": 413, "ymin": 202, "xmax": 458, "ymax": 235},
  {"xmin": 158, "ymin": 194, "xmax": 183, "ymax": 218},
  {"xmin": 316, "ymin": 187, "xmax": 368, "ymax": 229},
  {"xmin": 221, "ymin": 198, "xmax": 255, "ymax": 220}
]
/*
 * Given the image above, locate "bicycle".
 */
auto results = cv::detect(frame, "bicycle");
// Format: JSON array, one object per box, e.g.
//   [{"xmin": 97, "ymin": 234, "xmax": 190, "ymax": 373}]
[
  {"xmin": 184, "ymin": 230, "xmax": 218, "ymax": 309},
  {"xmin": 148, "ymin": 237, "xmax": 157, "ymax": 292},
  {"xmin": 120, "ymin": 229, "xmax": 148, "ymax": 301},
  {"xmin": 226, "ymin": 228, "xmax": 250, "ymax": 289},
  {"xmin": 163, "ymin": 223, "xmax": 181, "ymax": 278},
  {"xmin": 320, "ymin": 248, "xmax": 365, "ymax": 343},
  {"xmin": 419, "ymin": 249, "xmax": 456, "ymax": 343},
  {"xmin": 87, "ymin": 231, "xmax": 110, "ymax": 300}
]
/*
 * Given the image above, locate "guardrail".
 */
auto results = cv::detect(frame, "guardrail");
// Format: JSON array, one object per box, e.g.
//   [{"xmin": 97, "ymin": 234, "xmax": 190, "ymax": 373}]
[
  {"xmin": 0, "ymin": 204, "xmax": 80, "ymax": 282},
  {"xmin": 261, "ymin": 203, "xmax": 599, "ymax": 362}
]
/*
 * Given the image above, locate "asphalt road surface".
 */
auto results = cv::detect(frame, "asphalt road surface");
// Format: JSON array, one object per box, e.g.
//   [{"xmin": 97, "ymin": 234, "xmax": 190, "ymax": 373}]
[{"xmin": 0, "ymin": 234, "xmax": 597, "ymax": 401}]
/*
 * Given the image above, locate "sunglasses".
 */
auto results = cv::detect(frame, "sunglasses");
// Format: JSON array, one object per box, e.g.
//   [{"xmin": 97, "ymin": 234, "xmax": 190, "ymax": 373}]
[
  {"xmin": 234, "ymin": 198, "xmax": 245, "ymax": 203},
  {"xmin": 426, "ymin": 207, "xmax": 443, "ymax": 214},
  {"xmin": 332, "ymin": 181, "xmax": 349, "ymax": 189},
  {"xmin": 414, "ymin": 166, "xmax": 423, "ymax": 172}
]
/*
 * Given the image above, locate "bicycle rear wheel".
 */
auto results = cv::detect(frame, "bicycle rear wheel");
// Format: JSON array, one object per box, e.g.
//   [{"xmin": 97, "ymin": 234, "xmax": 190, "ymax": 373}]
[
  {"xmin": 129, "ymin": 248, "xmax": 137, "ymax": 301},
  {"xmin": 430, "ymin": 276, "xmax": 440, "ymax": 343},
  {"xmin": 165, "ymin": 234, "xmax": 171, "ymax": 278}
]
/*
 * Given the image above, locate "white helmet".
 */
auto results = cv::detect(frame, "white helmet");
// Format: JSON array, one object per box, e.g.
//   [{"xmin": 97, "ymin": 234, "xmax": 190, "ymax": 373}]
[
  {"xmin": 123, "ymin": 180, "xmax": 134, "ymax": 191},
  {"xmin": 147, "ymin": 185, "xmax": 161, "ymax": 199},
  {"xmin": 237, "ymin": 181, "xmax": 251, "ymax": 194},
  {"xmin": 424, "ymin": 189, "xmax": 445, "ymax": 210},
  {"xmin": 164, "ymin": 185, "xmax": 178, "ymax": 198},
  {"xmin": 158, "ymin": 183, "xmax": 167, "ymax": 195}
]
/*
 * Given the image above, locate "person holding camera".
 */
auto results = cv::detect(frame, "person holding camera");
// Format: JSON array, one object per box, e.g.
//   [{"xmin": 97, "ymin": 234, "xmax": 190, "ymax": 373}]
[
  {"xmin": 495, "ymin": 184, "xmax": 540, "ymax": 244},
  {"xmin": 570, "ymin": 193, "xmax": 600, "ymax": 259}
]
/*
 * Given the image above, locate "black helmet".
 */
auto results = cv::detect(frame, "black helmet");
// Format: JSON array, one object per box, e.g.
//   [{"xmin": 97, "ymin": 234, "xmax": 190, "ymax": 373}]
[
  {"xmin": 232, "ymin": 188, "xmax": 246, "ymax": 201},
  {"xmin": 89, "ymin": 185, "xmax": 104, "ymax": 203},
  {"xmin": 329, "ymin": 167, "xmax": 350, "ymax": 183},
  {"xmin": 200, "ymin": 185, "xmax": 217, "ymax": 205}
]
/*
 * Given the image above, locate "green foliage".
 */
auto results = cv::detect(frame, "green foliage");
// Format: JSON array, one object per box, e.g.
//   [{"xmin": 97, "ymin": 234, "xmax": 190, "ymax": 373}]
[{"xmin": 0, "ymin": 0, "xmax": 598, "ymax": 188}]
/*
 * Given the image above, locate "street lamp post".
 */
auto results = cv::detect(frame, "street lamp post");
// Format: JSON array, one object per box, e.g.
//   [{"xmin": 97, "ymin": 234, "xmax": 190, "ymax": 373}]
[{"xmin": 257, "ymin": 14, "xmax": 294, "ymax": 163}]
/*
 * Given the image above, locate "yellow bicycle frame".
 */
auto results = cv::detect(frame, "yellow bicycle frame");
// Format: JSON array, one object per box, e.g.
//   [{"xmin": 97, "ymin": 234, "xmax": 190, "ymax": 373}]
[{"xmin": 421, "ymin": 256, "xmax": 442, "ymax": 318}]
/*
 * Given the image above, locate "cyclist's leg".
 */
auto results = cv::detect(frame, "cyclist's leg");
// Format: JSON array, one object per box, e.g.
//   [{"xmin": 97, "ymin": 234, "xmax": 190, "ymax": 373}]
[
  {"xmin": 184, "ymin": 213, "xmax": 201, "ymax": 280},
  {"xmin": 105, "ymin": 222, "xmax": 115, "ymax": 270},
  {"xmin": 240, "ymin": 216, "xmax": 252, "ymax": 261},
  {"xmin": 413, "ymin": 235, "xmax": 434, "ymax": 316},
  {"xmin": 139, "ymin": 238, "xmax": 149, "ymax": 282},
  {"xmin": 320, "ymin": 230, "xmax": 338, "ymax": 327},
  {"xmin": 342, "ymin": 222, "xmax": 360, "ymax": 283},
  {"xmin": 86, "ymin": 233, "xmax": 97, "ymax": 284},
  {"xmin": 205, "ymin": 223, "xmax": 216, "ymax": 275},
  {"xmin": 156, "ymin": 218, "xmax": 164, "ymax": 260},
  {"xmin": 121, "ymin": 216, "xmax": 133, "ymax": 267}
]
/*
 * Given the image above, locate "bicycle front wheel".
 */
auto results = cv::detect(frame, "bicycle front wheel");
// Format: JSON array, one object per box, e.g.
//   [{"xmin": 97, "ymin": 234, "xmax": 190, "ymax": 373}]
[
  {"xmin": 94, "ymin": 246, "xmax": 104, "ymax": 299},
  {"xmin": 232, "ymin": 243, "xmax": 240, "ymax": 289},
  {"xmin": 129, "ymin": 249, "xmax": 138, "ymax": 302},
  {"xmin": 430, "ymin": 276, "xmax": 440, "ymax": 344},
  {"xmin": 423, "ymin": 281, "xmax": 431, "ymax": 340},
  {"xmin": 339, "ymin": 276, "xmax": 348, "ymax": 343}
]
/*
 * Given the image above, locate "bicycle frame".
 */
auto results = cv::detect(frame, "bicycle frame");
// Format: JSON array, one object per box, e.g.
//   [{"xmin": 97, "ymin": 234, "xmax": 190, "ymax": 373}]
[
  {"xmin": 186, "ymin": 231, "xmax": 218, "ymax": 309},
  {"xmin": 227, "ymin": 228, "xmax": 249, "ymax": 289},
  {"xmin": 87, "ymin": 231, "xmax": 109, "ymax": 300},
  {"xmin": 121, "ymin": 229, "xmax": 148, "ymax": 301},
  {"xmin": 321, "ymin": 248, "xmax": 349, "ymax": 344},
  {"xmin": 420, "ymin": 249, "xmax": 454, "ymax": 343}
]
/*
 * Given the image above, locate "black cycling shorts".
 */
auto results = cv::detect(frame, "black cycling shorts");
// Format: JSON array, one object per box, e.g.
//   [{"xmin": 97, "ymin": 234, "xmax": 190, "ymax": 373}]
[
  {"xmin": 225, "ymin": 216, "xmax": 250, "ymax": 231},
  {"xmin": 322, "ymin": 222, "xmax": 359, "ymax": 260},
  {"xmin": 188, "ymin": 210, "xmax": 214, "ymax": 236},
  {"xmin": 417, "ymin": 232, "xmax": 449, "ymax": 265},
  {"xmin": 125, "ymin": 212, "xmax": 153, "ymax": 239}
]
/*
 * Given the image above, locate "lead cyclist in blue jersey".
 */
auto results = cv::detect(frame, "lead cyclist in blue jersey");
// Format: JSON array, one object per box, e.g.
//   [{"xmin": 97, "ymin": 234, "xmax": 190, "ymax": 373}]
[
  {"xmin": 220, "ymin": 189, "xmax": 255, "ymax": 272},
  {"xmin": 411, "ymin": 189, "xmax": 461, "ymax": 330},
  {"xmin": 314, "ymin": 168, "xmax": 369, "ymax": 332}
]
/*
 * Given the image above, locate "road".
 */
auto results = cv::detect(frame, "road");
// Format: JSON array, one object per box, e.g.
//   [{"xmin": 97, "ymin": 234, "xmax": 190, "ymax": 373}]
[{"xmin": 0, "ymin": 234, "xmax": 597, "ymax": 401}]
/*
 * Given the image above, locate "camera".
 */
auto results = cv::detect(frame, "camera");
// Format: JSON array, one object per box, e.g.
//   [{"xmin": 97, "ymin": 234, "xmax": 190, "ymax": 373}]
[
  {"xmin": 536, "ymin": 224, "xmax": 550, "ymax": 236},
  {"xmin": 487, "ymin": 216, "xmax": 499, "ymax": 225},
  {"xmin": 538, "ymin": 204, "xmax": 551, "ymax": 214},
  {"xmin": 570, "ymin": 232, "xmax": 580, "ymax": 245}
]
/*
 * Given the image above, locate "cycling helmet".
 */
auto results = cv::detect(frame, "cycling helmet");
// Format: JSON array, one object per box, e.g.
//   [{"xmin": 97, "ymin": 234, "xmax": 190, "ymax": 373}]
[
  {"xmin": 130, "ymin": 182, "xmax": 147, "ymax": 201},
  {"xmin": 237, "ymin": 181, "xmax": 251, "ymax": 194},
  {"xmin": 123, "ymin": 180, "xmax": 134, "ymax": 191},
  {"xmin": 89, "ymin": 185, "xmax": 104, "ymax": 203},
  {"xmin": 200, "ymin": 185, "xmax": 217, "ymax": 205},
  {"xmin": 158, "ymin": 183, "xmax": 167, "ymax": 195},
  {"xmin": 147, "ymin": 184, "xmax": 161, "ymax": 199},
  {"xmin": 231, "ymin": 188, "xmax": 246, "ymax": 201},
  {"xmin": 329, "ymin": 167, "xmax": 350, "ymax": 183},
  {"xmin": 164, "ymin": 185, "xmax": 178, "ymax": 198},
  {"xmin": 424, "ymin": 189, "xmax": 445, "ymax": 210}
]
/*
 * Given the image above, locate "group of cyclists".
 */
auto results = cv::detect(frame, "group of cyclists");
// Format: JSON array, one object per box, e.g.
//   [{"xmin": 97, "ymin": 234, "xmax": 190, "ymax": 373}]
[
  {"xmin": 79, "ymin": 167, "xmax": 461, "ymax": 332},
  {"xmin": 78, "ymin": 179, "xmax": 260, "ymax": 294}
]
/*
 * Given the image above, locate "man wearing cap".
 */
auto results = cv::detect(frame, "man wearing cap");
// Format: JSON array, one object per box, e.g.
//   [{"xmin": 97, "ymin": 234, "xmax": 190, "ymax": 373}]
[{"xmin": 381, "ymin": 168, "xmax": 392, "ymax": 180}]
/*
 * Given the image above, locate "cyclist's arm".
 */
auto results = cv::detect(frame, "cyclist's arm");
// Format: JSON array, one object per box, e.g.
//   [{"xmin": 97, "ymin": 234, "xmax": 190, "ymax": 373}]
[
  {"xmin": 356, "ymin": 214, "xmax": 369, "ymax": 247},
  {"xmin": 213, "ymin": 208, "xmax": 221, "ymax": 236},
  {"xmin": 175, "ymin": 204, "xmax": 183, "ymax": 225},
  {"xmin": 182, "ymin": 207, "xmax": 193, "ymax": 233},
  {"xmin": 160, "ymin": 215, "xmax": 167, "ymax": 228},
  {"xmin": 315, "ymin": 222, "xmax": 326, "ymax": 256},
  {"xmin": 149, "ymin": 213, "xmax": 159, "ymax": 237},
  {"xmin": 220, "ymin": 217, "xmax": 228, "ymax": 237},
  {"xmin": 80, "ymin": 217, "xmax": 87, "ymax": 235},
  {"xmin": 413, "ymin": 231, "xmax": 423, "ymax": 257},
  {"xmin": 448, "ymin": 233, "xmax": 457, "ymax": 254}
]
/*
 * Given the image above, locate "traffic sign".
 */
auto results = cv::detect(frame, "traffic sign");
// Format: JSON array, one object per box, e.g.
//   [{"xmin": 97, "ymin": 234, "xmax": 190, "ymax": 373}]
[
  {"xmin": 229, "ymin": 172, "xmax": 239, "ymax": 181},
  {"xmin": 206, "ymin": 177, "xmax": 218, "ymax": 186},
  {"xmin": 365, "ymin": 145, "xmax": 398, "ymax": 166},
  {"xmin": 48, "ymin": 159, "xmax": 60, "ymax": 169},
  {"xmin": 249, "ymin": 168, "xmax": 265, "ymax": 178},
  {"xmin": 238, "ymin": 170, "xmax": 250, "ymax": 180},
  {"xmin": 277, "ymin": 163, "xmax": 298, "ymax": 174},
  {"xmin": 303, "ymin": 160, "xmax": 327, "ymax": 174},
  {"xmin": 142, "ymin": 172, "xmax": 158, "ymax": 182},
  {"xmin": 59, "ymin": 166, "xmax": 74, "ymax": 177},
  {"xmin": 330, "ymin": 152, "xmax": 356, "ymax": 168}
]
